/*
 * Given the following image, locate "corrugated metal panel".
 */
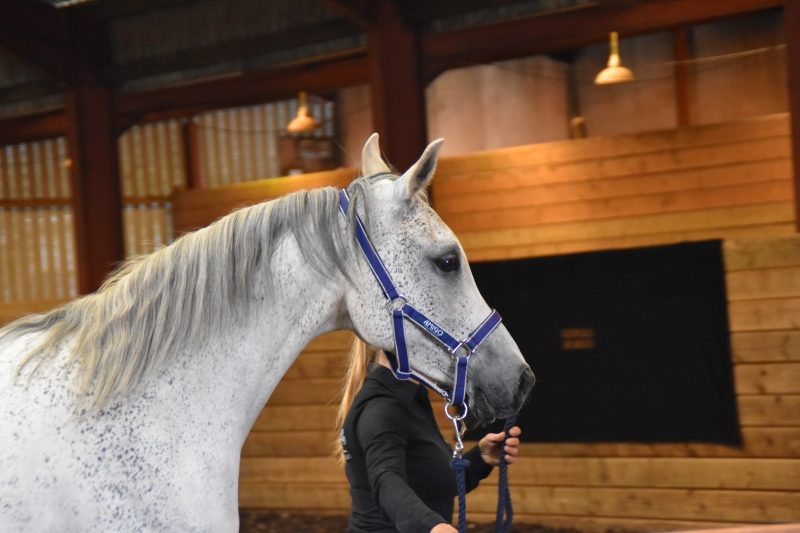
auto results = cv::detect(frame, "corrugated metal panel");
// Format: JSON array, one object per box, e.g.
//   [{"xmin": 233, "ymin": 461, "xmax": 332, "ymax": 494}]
[
  {"xmin": 111, "ymin": 0, "xmax": 340, "ymax": 64},
  {"xmin": 0, "ymin": 54, "xmax": 49, "ymax": 89},
  {"xmin": 427, "ymin": 0, "xmax": 596, "ymax": 33}
]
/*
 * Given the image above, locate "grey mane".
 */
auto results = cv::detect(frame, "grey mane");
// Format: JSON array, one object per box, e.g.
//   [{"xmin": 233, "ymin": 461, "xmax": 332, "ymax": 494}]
[{"xmin": 0, "ymin": 174, "xmax": 401, "ymax": 410}]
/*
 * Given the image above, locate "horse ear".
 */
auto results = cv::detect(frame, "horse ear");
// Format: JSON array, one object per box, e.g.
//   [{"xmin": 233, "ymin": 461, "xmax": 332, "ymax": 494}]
[
  {"xmin": 361, "ymin": 133, "xmax": 392, "ymax": 176},
  {"xmin": 401, "ymin": 138, "xmax": 444, "ymax": 198}
]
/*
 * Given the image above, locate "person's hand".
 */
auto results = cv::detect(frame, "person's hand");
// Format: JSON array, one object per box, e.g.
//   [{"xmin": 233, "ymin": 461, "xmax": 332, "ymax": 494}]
[
  {"xmin": 431, "ymin": 523, "xmax": 458, "ymax": 533},
  {"xmin": 478, "ymin": 426, "xmax": 521, "ymax": 466}
]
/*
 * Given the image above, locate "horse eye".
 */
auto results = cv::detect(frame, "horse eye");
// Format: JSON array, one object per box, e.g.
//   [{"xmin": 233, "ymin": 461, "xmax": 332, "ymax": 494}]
[{"xmin": 435, "ymin": 253, "xmax": 460, "ymax": 273}]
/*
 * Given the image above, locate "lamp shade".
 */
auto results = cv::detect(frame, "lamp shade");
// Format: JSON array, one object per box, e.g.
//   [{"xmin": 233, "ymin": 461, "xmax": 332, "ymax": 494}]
[
  {"xmin": 595, "ymin": 32, "xmax": 635, "ymax": 85},
  {"xmin": 287, "ymin": 91, "xmax": 320, "ymax": 133}
]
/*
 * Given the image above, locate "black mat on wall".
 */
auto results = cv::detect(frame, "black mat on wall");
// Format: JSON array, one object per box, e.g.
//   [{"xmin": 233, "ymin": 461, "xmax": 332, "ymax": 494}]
[{"xmin": 466, "ymin": 240, "xmax": 740, "ymax": 445}]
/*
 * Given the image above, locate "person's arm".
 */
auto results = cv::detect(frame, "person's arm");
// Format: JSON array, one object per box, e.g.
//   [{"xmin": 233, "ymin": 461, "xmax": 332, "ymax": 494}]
[
  {"xmin": 356, "ymin": 399, "xmax": 448, "ymax": 533},
  {"xmin": 462, "ymin": 426, "xmax": 522, "ymax": 493}
]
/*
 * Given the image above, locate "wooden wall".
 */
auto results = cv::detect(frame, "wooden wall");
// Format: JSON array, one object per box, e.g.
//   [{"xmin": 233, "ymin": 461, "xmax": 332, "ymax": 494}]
[
  {"xmin": 192, "ymin": 115, "xmax": 800, "ymax": 531},
  {"xmin": 432, "ymin": 113, "xmax": 794, "ymax": 262}
]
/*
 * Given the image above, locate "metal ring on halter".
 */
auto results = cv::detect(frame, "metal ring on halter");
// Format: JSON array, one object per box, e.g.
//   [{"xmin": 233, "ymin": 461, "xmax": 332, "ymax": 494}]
[
  {"xmin": 444, "ymin": 402, "xmax": 468, "ymax": 421},
  {"xmin": 385, "ymin": 294, "xmax": 407, "ymax": 313}
]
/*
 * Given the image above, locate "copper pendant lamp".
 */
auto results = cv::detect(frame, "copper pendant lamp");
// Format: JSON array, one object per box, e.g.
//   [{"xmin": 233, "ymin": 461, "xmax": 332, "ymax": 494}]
[
  {"xmin": 595, "ymin": 32, "xmax": 635, "ymax": 85},
  {"xmin": 286, "ymin": 91, "xmax": 320, "ymax": 133}
]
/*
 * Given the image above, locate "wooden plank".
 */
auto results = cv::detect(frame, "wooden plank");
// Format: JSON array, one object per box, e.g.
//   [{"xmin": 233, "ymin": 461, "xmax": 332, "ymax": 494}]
[
  {"xmin": 434, "ymin": 159, "xmax": 791, "ymax": 213},
  {"xmin": 435, "ymin": 137, "xmax": 790, "ymax": 198},
  {"xmin": 512, "ymin": 427, "xmax": 800, "ymax": 458},
  {"xmin": 731, "ymin": 331, "xmax": 800, "ymax": 363},
  {"xmin": 786, "ymin": 0, "xmax": 800, "ymax": 230},
  {"xmin": 727, "ymin": 267, "xmax": 800, "ymax": 301},
  {"xmin": 242, "ymin": 430, "xmax": 339, "ymax": 458},
  {"xmin": 238, "ymin": 482, "xmax": 350, "ymax": 510},
  {"xmin": 455, "ymin": 204, "xmax": 793, "ymax": 251},
  {"xmin": 667, "ymin": 526, "xmax": 800, "ymax": 533},
  {"xmin": 303, "ymin": 330, "xmax": 354, "ymax": 352},
  {"xmin": 728, "ymin": 298, "xmax": 800, "ymax": 332},
  {"xmin": 171, "ymin": 168, "xmax": 356, "ymax": 234},
  {"xmin": 253, "ymin": 405, "xmax": 339, "ymax": 432},
  {"xmin": 269, "ymin": 378, "xmax": 342, "ymax": 405},
  {"xmin": 0, "ymin": 110, "xmax": 67, "ymax": 146},
  {"xmin": 734, "ymin": 363, "xmax": 800, "ymax": 395},
  {"xmin": 240, "ymin": 457, "xmax": 345, "ymax": 484},
  {"xmin": 725, "ymin": 235, "xmax": 800, "ymax": 271},
  {"xmin": 463, "ymin": 485, "xmax": 800, "ymax": 523},
  {"xmin": 434, "ymin": 115, "xmax": 789, "ymax": 178},
  {"xmin": 465, "ymin": 513, "xmax": 749, "ymax": 533},
  {"xmin": 283, "ymin": 353, "xmax": 348, "ymax": 380},
  {"xmin": 464, "ymin": 223, "xmax": 794, "ymax": 263},
  {"xmin": 440, "ymin": 180, "xmax": 792, "ymax": 233},
  {"xmin": 478, "ymin": 457, "xmax": 800, "ymax": 491},
  {"xmin": 738, "ymin": 395, "xmax": 800, "ymax": 427},
  {"xmin": 0, "ymin": 298, "xmax": 69, "ymax": 326}
]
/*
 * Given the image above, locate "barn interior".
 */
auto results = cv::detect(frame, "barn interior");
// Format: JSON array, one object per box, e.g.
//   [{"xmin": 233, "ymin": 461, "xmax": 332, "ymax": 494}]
[{"xmin": 0, "ymin": 0, "xmax": 798, "ymax": 532}]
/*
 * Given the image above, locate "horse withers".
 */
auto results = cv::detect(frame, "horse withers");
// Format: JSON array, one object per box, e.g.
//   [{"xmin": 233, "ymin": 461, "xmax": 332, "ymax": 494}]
[{"xmin": 0, "ymin": 134, "xmax": 533, "ymax": 532}]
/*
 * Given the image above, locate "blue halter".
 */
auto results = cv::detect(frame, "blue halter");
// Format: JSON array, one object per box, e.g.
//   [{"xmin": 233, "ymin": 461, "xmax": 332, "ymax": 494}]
[
  {"xmin": 337, "ymin": 189, "xmax": 502, "ymax": 412},
  {"xmin": 339, "ymin": 188, "xmax": 515, "ymax": 533}
]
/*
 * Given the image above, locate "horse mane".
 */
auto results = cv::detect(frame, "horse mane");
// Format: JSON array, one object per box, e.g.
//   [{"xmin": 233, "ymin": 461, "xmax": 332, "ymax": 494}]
[{"xmin": 0, "ymin": 175, "xmax": 396, "ymax": 410}]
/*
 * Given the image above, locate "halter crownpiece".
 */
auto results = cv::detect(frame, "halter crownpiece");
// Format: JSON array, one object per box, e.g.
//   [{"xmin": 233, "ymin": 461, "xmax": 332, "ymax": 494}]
[{"xmin": 338, "ymin": 189, "xmax": 502, "ymax": 413}]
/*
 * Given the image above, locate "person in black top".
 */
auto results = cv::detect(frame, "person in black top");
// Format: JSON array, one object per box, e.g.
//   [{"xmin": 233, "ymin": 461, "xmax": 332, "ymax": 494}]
[{"xmin": 335, "ymin": 340, "xmax": 521, "ymax": 533}]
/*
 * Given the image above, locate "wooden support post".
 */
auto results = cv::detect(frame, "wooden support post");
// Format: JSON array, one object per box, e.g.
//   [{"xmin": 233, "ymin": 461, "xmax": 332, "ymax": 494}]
[
  {"xmin": 182, "ymin": 118, "xmax": 202, "ymax": 189},
  {"xmin": 787, "ymin": 1, "xmax": 800, "ymax": 231},
  {"xmin": 368, "ymin": 0, "xmax": 427, "ymax": 172},
  {"xmin": 65, "ymin": 66, "xmax": 124, "ymax": 294},
  {"xmin": 673, "ymin": 27, "xmax": 697, "ymax": 127}
]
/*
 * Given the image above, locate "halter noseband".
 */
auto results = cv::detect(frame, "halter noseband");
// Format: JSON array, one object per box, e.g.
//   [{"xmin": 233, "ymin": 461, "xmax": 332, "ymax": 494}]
[{"xmin": 338, "ymin": 189, "xmax": 502, "ymax": 415}]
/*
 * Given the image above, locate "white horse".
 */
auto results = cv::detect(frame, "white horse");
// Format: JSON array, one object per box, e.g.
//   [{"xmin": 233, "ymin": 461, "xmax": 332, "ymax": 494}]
[{"xmin": 0, "ymin": 134, "xmax": 533, "ymax": 532}]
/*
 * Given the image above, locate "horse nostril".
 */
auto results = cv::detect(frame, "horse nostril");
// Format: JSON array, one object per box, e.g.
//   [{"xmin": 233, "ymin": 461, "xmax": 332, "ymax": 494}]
[{"xmin": 516, "ymin": 367, "xmax": 535, "ymax": 403}]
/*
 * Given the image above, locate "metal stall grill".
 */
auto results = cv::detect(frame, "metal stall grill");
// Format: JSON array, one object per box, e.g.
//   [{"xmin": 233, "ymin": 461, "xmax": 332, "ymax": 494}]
[
  {"xmin": 118, "ymin": 119, "xmax": 186, "ymax": 257},
  {"xmin": 0, "ymin": 137, "xmax": 77, "ymax": 303},
  {"xmin": 194, "ymin": 97, "xmax": 335, "ymax": 188}
]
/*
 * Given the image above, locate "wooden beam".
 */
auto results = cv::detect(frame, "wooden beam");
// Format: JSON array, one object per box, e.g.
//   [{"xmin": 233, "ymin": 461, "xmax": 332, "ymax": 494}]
[
  {"xmin": 368, "ymin": 0, "xmax": 427, "ymax": 172},
  {"xmin": 673, "ymin": 27, "xmax": 697, "ymax": 127},
  {"xmin": 104, "ymin": 19, "xmax": 362, "ymax": 84},
  {"xmin": 423, "ymin": 0, "xmax": 784, "ymax": 80},
  {"xmin": 114, "ymin": 55, "xmax": 368, "ymax": 131},
  {"xmin": 182, "ymin": 118, "xmax": 201, "ymax": 189},
  {"xmin": 62, "ymin": 8, "xmax": 123, "ymax": 293},
  {"xmin": 0, "ymin": 110, "xmax": 67, "ymax": 146},
  {"xmin": 787, "ymin": 1, "xmax": 800, "ymax": 231},
  {"xmin": 0, "ymin": 0, "xmax": 73, "ymax": 82},
  {"xmin": 0, "ymin": 80, "xmax": 63, "ymax": 106},
  {"xmin": 91, "ymin": 0, "xmax": 197, "ymax": 18}
]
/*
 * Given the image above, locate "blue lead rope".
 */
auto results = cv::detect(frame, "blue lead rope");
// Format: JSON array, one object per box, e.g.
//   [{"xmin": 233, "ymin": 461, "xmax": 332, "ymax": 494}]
[
  {"xmin": 495, "ymin": 417, "xmax": 516, "ymax": 533},
  {"xmin": 452, "ymin": 416, "xmax": 516, "ymax": 533}
]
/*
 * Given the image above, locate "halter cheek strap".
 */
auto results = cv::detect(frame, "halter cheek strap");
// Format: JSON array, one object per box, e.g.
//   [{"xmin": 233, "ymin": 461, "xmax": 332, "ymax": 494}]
[{"xmin": 338, "ymin": 189, "xmax": 502, "ymax": 409}]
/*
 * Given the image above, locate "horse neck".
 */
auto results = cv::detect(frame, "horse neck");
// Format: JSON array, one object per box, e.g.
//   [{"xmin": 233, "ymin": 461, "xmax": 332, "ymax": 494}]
[{"xmin": 161, "ymin": 233, "xmax": 347, "ymax": 446}]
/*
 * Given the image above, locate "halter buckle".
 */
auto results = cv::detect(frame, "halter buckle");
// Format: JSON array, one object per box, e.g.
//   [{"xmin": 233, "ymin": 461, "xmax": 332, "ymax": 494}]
[{"xmin": 385, "ymin": 294, "xmax": 407, "ymax": 313}]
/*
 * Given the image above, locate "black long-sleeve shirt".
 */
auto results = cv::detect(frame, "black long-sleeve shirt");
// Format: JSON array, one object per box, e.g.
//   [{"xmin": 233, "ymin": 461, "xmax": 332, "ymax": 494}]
[{"xmin": 341, "ymin": 365, "xmax": 493, "ymax": 533}]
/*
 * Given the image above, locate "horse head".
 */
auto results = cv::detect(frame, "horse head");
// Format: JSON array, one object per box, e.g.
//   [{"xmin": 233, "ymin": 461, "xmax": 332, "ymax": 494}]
[{"xmin": 344, "ymin": 134, "xmax": 534, "ymax": 423}]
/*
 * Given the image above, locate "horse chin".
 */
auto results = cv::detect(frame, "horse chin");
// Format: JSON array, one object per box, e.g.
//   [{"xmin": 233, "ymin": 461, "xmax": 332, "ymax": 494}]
[{"xmin": 470, "ymin": 388, "xmax": 496, "ymax": 424}]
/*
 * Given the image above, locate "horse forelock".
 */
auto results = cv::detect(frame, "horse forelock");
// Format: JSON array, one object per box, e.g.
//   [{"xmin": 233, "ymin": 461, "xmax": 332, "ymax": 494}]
[{"xmin": 0, "ymin": 180, "xmax": 398, "ymax": 410}]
